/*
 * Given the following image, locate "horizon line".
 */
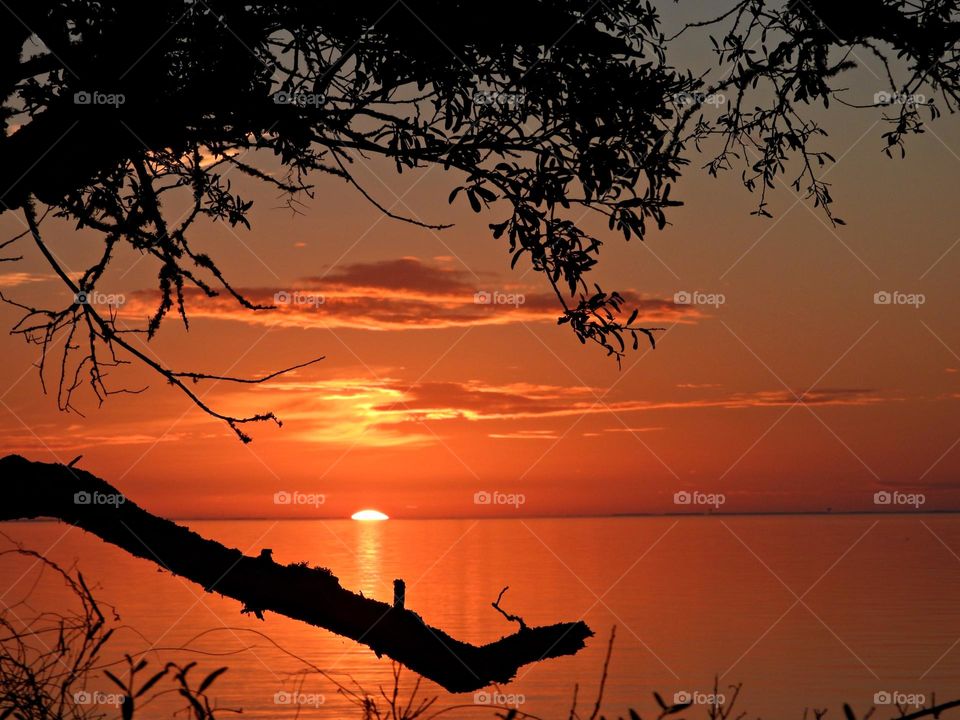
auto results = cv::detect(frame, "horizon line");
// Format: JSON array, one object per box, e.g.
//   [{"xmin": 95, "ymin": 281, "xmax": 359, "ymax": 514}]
[{"xmin": 6, "ymin": 509, "xmax": 960, "ymax": 522}]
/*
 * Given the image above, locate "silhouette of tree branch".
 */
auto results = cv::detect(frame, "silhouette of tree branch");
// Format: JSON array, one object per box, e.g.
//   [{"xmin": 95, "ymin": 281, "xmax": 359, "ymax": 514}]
[
  {"xmin": 665, "ymin": 0, "xmax": 959, "ymax": 221},
  {"xmin": 0, "ymin": 199, "xmax": 324, "ymax": 442},
  {"xmin": 490, "ymin": 586, "xmax": 528, "ymax": 632},
  {"xmin": 0, "ymin": 0, "xmax": 688, "ymax": 438},
  {"xmin": 0, "ymin": 455, "xmax": 594, "ymax": 692},
  {"xmin": 0, "ymin": 2, "xmax": 956, "ymax": 438}
]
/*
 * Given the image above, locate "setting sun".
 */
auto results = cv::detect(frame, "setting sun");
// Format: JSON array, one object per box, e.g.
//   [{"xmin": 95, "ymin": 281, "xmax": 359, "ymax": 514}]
[{"xmin": 350, "ymin": 509, "xmax": 389, "ymax": 521}]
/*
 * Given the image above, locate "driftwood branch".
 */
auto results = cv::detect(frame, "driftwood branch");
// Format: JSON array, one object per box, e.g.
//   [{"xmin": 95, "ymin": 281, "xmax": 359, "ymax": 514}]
[
  {"xmin": 491, "ymin": 586, "xmax": 528, "ymax": 632},
  {"xmin": 0, "ymin": 455, "xmax": 593, "ymax": 692}
]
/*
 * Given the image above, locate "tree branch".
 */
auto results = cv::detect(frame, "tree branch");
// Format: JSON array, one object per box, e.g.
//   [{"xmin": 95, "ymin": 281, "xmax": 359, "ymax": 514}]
[{"xmin": 0, "ymin": 455, "xmax": 593, "ymax": 693}]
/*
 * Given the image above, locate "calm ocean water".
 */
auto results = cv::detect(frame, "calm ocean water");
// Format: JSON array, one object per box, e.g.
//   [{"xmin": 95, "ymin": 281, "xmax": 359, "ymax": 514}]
[{"xmin": 2, "ymin": 515, "xmax": 959, "ymax": 718}]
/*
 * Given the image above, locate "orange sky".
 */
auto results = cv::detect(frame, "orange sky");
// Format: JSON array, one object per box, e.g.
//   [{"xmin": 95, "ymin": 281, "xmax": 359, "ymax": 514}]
[{"xmin": 2, "ymin": 15, "xmax": 959, "ymax": 519}]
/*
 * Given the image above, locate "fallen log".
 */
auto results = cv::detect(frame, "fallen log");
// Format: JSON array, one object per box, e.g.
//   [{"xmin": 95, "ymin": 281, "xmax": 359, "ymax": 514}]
[{"xmin": 0, "ymin": 454, "xmax": 592, "ymax": 692}]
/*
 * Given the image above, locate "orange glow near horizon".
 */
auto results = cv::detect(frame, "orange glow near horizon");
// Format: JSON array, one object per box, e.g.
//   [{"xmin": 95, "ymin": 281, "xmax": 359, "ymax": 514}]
[{"xmin": 1, "ymin": 112, "xmax": 959, "ymax": 520}]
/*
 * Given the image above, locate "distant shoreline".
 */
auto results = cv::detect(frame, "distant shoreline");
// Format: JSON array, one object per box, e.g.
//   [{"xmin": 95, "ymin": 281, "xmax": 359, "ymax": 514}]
[{"xmin": 5, "ymin": 509, "xmax": 960, "ymax": 522}]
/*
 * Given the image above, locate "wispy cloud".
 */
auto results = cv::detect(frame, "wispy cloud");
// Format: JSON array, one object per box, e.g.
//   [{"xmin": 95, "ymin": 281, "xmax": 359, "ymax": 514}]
[
  {"xmin": 119, "ymin": 257, "xmax": 701, "ymax": 331},
  {"xmin": 0, "ymin": 271, "xmax": 54, "ymax": 288},
  {"xmin": 0, "ymin": 429, "xmax": 189, "ymax": 454},
  {"xmin": 488, "ymin": 430, "xmax": 561, "ymax": 440},
  {"xmin": 601, "ymin": 426, "xmax": 664, "ymax": 433},
  {"xmin": 370, "ymin": 383, "xmax": 887, "ymax": 422},
  {"xmin": 231, "ymin": 377, "xmax": 892, "ymax": 448}
]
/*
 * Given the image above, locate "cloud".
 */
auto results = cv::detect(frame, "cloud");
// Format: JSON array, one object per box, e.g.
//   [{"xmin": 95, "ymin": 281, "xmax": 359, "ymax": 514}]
[
  {"xmin": 602, "ymin": 426, "xmax": 664, "ymax": 433},
  {"xmin": 723, "ymin": 388, "xmax": 886, "ymax": 407},
  {"xmin": 313, "ymin": 257, "xmax": 481, "ymax": 295},
  {"xmin": 0, "ymin": 271, "xmax": 53, "ymax": 287},
  {"xmin": 488, "ymin": 430, "xmax": 560, "ymax": 440},
  {"xmin": 119, "ymin": 257, "xmax": 701, "ymax": 331},
  {"xmin": 235, "ymin": 377, "xmax": 891, "ymax": 447},
  {"xmin": 0, "ymin": 429, "xmax": 188, "ymax": 454},
  {"xmin": 369, "ymin": 382, "xmax": 885, "ymax": 422}
]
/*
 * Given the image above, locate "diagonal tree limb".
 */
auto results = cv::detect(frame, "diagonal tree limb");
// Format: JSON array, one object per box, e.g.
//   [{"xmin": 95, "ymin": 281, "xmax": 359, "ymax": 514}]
[{"xmin": 0, "ymin": 454, "xmax": 592, "ymax": 692}]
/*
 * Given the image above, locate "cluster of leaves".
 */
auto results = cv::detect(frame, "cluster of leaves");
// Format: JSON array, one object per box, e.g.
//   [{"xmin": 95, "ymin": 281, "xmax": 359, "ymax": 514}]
[
  {"xmin": 646, "ymin": 682, "xmax": 742, "ymax": 720},
  {"xmin": 100, "ymin": 655, "xmax": 229, "ymax": 720},
  {"xmin": 0, "ymin": 0, "xmax": 689, "ymax": 437},
  {"xmin": 0, "ymin": 0, "xmax": 957, "ymax": 438},
  {"xmin": 671, "ymin": 0, "xmax": 958, "ymax": 222}
]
